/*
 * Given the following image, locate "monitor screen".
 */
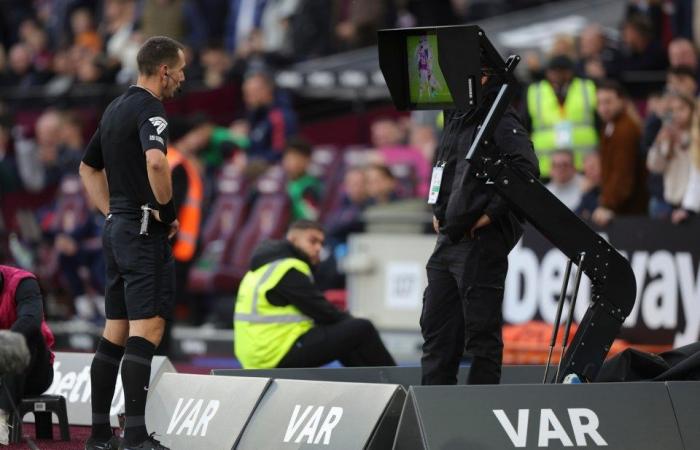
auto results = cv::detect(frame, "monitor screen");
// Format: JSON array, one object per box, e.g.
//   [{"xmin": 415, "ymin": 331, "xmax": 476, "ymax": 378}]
[{"xmin": 406, "ymin": 33, "xmax": 453, "ymax": 106}]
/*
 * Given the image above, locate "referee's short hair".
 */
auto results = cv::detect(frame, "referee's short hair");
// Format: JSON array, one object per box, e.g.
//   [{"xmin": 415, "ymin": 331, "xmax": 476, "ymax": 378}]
[{"xmin": 137, "ymin": 36, "xmax": 184, "ymax": 76}]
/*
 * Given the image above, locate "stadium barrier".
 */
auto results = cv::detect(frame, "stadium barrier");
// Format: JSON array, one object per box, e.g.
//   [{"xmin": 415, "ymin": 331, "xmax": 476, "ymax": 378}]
[
  {"xmin": 666, "ymin": 381, "xmax": 700, "ymax": 449},
  {"xmin": 236, "ymin": 378, "xmax": 405, "ymax": 450},
  {"xmin": 211, "ymin": 365, "xmax": 547, "ymax": 387},
  {"xmin": 37, "ymin": 352, "xmax": 175, "ymax": 426},
  {"xmin": 393, "ymin": 382, "xmax": 687, "ymax": 449},
  {"xmin": 145, "ymin": 373, "xmax": 270, "ymax": 449}
]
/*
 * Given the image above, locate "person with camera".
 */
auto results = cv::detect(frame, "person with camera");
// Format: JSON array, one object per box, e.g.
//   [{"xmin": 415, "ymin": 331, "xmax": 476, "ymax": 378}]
[
  {"xmin": 0, "ymin": 265, "xmax": 55, "ymax": 446},
  {"xmin": 79, "ymin": 36, "xmax": 185, "ymax": 450}
]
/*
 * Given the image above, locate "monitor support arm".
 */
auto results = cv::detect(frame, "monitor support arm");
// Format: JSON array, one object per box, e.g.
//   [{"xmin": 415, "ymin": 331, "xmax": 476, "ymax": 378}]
[{"xmin": 467, "ymin": 55, "xmax": 636, "ymax": 382}]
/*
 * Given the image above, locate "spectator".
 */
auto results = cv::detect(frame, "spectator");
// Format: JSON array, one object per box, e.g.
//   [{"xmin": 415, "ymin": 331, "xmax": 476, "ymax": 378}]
[
  {"xmin": 101, "ymin": 0, "xmax": 139, "ymax": 84},
  {"xmin": 0, "ymin": 43, "xmax": 39, "ymax": 88},
  {"xmin": 0, "ymin": 119, "xmax": 19, "ymax": 195},
  {"xmin": 370, "ymin": 117, "xmax": 431, "ymax": 197},
  {"xmin": 140, "ymin": 0, "xmax": 186, "ymax": 42},
  {"xmin": 668, "ymin": 38, "xmax": 698, "ymax": 73},
  {"xmin": 288, "ymin": 0, "xmax": 334, "ymax": 60},
  {"xmin": 365, "ymin": 164, "xmax": 400, "ymax": 204},
  {"xmin": 647, "ymin": 91, "xmax": 695, "ymax": 221},
  {"xmin": 332, "ymin": 0, "xmax": 388, "ymax": 50},
  {"xmin": 608, "ymin": 14, "xmax": 668, "ymax": 97},
  {"xmin": 15, "ymin": 109, "xmax": 64, "ymax": 192},
  {"xmin": 44, "ymin": 48, "xmax": 75, "ymax": 96},
  {"xmin": 0, "ymin": 265, "xmax": 55, "ymax": 446},
  {"xmin": 593, "ymin": 80, "xmax": 648, "ymax": 226},
  {"xmin": 282, "ymin": 138, "xmax": 322, "ymax": 220},
  {"xmin": 57, "ymin": 112, "xmax": 85, "ymax": 173},
  {"xmin": 18, "ymin": 18, "xmax": 52, "ymax": 80},
  {"xmin": 224, "ymin": 0, "xmax": 266, "ymax": 54},
  {"xmin": 545, "ymin": 149, "xmax": 583, "ymax": 210},
  {"xmin": 242, "ymin": 70, "xmax": 298, "ymax": 163},
  {"xmin": 259, "ymin": 0, "xmax": 301, "ymax": 63},
  {"xmin": 678, "ymin": 119, "xmax": 700, "ymax": 220},
  {"xmin": 524, "ymin": 54, "xmax": 598, "ymax": 178},
  {"xmin": 200, "ymin": 43, "xmax": 233, "ymax": 89},
  {"xmin": 641, "ymin": 90, "xmax": 673, "ymax": 218},
  {"xmin": 576, "ymin": 151, "xmax": 602, "ymax": 220},
  {"xmin": 70, "ymin": 8, "xmax": 102, "ymax": 55},
  {"xmin": 325, "ymin": 167, "xmax": 368, "ymax": 246},
  {"xmin": 666, "ymin": 65, "xmax": 698, "ymax": 96},
  {"xmin": 577, "ymin": 23, "xmax": 616, "ymax": 81},
  {"xmin": 233, "ymin": 220, "xmax": 395, "ymax": 368}
]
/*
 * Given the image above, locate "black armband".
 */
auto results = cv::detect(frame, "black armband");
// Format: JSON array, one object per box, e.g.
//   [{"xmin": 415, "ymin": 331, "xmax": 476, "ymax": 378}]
[{"xmin": 158, "ymin": 200, "xmax": 177, "ymax": 224}]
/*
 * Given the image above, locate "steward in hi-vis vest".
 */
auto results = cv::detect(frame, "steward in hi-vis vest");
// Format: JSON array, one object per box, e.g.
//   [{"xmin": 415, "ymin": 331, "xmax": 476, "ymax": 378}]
[
  {"xmin": 525, "ymin": 55, "xmax": 598, "ymax": 177},
  {"xmin": 166, "ymin": 147, "xmax": 203, "ymax": 262},
  {"xmin": 233, "ymin": 220, "xmax": 396, "ymax": 369}
]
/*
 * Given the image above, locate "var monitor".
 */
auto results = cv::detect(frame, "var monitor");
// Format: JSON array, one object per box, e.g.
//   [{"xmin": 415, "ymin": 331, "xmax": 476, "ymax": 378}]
[{"xmin": 377, "ymin": 25, "xmax": 505, "ymax": 111}]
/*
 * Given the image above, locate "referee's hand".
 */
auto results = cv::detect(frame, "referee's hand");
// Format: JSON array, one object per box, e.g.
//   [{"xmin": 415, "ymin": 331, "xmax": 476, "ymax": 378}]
[{"xmin": 167, "ymin": 219, "xmax": 179, "ymax": 240}]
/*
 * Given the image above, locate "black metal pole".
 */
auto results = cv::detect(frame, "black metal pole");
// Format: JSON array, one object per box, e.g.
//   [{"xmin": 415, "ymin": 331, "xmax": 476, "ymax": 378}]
[
  {"xmin": 555, "ymin": 252, "xmax": 586, "ymax": 382},
  {"xmin": 543, "ymin": 258, "xmax": 574, "ymax": 384}
]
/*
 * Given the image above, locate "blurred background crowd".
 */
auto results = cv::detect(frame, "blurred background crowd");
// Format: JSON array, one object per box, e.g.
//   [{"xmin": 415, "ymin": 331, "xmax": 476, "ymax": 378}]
[{"xmin": 0, "ymin": 0, "xmax": 698, "ymax": 337}]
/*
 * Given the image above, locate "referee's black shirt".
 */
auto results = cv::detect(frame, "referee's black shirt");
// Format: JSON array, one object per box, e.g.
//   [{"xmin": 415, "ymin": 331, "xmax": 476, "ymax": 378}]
[{"xmin": 82, "ymin": 85, "xmax": 169, "ymax": 214}]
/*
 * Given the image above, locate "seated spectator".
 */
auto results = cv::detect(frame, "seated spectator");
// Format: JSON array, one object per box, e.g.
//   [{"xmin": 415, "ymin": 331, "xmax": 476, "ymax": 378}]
[
  {"xmin": 242, "ymin": 70, "xmax": 298, "ymax": 163},
  {"xmin": 545, "ymin": 149, "xmax": 583, "ymax": 210},
  {"xmin": 676, "ymin": 129, "xmax": 700, "ymax": 221},
  {"xmin": 577, "ymin": 23, "xmax": 616, "ymax": 81},
  {"xmin": 14, "ymin": 109, "xmax": 66, "ymax": 192},
  {"xmin": 0, "ymin": 119, "xmax": 20, "ymax": 195},
  {"xmin": 593, "ymin": 80, "xmax": 648, "ymax": 226},
  {"xmin": 365, "ymin": 164, "xmax": 400, "ymax": 205},
  {"xmin": 576, "ymin": 152, "xmax": 602, "ymax": 220},
  {"xmin": 332, "ymin": 0, "xmax": 387, "ymax": 50},
  {"xmin": 233, "ymin": 220, "xmax": 396, "ymax": 368},
  {"xmin": 0, "ymin": 43, "xmax": 40, "ymax": 88},
  {"xmin": 200, "ymin": 43, "xmax": 233, "ymax": 89},
  {"xmin": 647, "ymin": 91, "xmax": 695, "ymax": 221},
  {"xmin": 282, "ymin": 138, "xmax": 322, "ymax": 220},
  {"xmin": 325, "ymin": 167, "xmax": 369, "ymax": 247},
  {"xmin": 370, "ymin": 117, "xmax": 432, "ymax": 198},
  {"xmin": 0, "ymin": 264, "xmax": 55, "ymax": 445}
]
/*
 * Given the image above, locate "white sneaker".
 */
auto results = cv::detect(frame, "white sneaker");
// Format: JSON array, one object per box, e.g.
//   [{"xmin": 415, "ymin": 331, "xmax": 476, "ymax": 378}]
[{"xmin": 0, "ymin": 409, "xmax": 9, "ymax": 445}]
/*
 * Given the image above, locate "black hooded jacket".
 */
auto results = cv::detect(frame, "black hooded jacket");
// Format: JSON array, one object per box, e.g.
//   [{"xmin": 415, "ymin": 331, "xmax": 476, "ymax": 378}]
[
  {"xmin": 245, "ymin": 239, "xmax": 348, "ymax": 324},
  {"xmin": 433, "ymin": 86, "xmax": 539, "ymax": 242}
]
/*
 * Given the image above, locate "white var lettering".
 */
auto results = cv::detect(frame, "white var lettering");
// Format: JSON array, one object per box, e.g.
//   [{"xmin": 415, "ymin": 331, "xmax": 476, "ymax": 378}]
[{"xmin": 284, "ymin": 405, "xmax": 343, "ymax": 445}]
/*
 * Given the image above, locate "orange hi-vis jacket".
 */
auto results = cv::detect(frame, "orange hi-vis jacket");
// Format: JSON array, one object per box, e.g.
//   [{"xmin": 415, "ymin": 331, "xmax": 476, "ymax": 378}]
[{"xmin": 167, "ymin": 147, "xmax": 203, "ymax": 262}]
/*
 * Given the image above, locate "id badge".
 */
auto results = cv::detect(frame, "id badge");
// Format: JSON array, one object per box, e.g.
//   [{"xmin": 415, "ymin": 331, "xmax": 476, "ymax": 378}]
[
  {"xmin": 428, "ymin": 164, "xmax": 445, "ymax": 204},
  {"xmin": 554, "ymin": 121, "xmax": 574, "ymax": 148}
]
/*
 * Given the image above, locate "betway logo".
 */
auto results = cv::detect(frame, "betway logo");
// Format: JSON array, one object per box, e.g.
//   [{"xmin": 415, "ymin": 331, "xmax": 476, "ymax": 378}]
[
  {"xmin": 504, "ymin": 243, "xmax": 700, "ymax": 346},
  {"xmin": 494, "ymin": 408, "xmax": 608, "ymax": 447},
  {"xmin": 166, "ymin": 398, "xmax": 220, "ymax": 437},
  {"xmin": 45, "ymin": 362, "xmax": 124, "ymax": 415},
  {"xmin": 283, "ymin": 405, "xmax": 343, "ymax": 445}
]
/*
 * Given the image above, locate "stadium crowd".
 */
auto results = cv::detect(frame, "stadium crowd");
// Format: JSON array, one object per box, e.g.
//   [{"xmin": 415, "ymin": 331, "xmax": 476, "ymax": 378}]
[{"xmin": 0, "ymin": 0, "xmax": 699, "ymax": 330}]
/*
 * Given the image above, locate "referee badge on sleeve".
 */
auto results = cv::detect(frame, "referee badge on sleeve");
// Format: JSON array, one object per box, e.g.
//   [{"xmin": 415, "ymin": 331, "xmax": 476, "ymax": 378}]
[{"xmin": 149, "ymin": 116, "xmax": 168, "ymax": 135}]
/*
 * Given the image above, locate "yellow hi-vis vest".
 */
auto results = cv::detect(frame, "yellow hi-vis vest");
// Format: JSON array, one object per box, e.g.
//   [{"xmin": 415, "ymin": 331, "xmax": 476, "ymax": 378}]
[
  {"xmin": 233, "ymin": 258, "xmax": 314, "ymax": 368},
  {"xmin": 527, "ymin": 78, "xmax": 598, "ymax": 177}
]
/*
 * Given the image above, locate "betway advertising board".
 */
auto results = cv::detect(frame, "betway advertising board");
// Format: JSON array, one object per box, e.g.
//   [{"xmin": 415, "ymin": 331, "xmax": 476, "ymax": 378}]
[
  {"xmin": 38, "ymin": 351, "xmax": 175, "ymax": 426},
  {"xmin": 505, "ymin": 218, "xmax": 700, "ymax": 347}
]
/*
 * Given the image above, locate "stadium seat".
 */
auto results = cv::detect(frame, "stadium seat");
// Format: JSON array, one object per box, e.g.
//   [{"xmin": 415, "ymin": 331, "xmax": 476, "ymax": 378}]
[{"xmin": 187, "ymin": 166, "xmax": 249, "ymax": 293}]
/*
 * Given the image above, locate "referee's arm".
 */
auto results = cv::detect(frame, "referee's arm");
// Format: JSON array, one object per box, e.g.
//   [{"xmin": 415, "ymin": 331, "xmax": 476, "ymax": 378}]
[
  {"xmin": 80, "ymin": 127, "xmax": 109, "ymax": 216},
  {"xmin": 145, "ymin": 149, "xmax": 172, "ymax": 205}
]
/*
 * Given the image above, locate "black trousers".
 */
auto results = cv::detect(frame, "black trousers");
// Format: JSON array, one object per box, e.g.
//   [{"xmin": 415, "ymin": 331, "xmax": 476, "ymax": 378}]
[
  {"xmin": 0, "ymin": 328, "xmax": 53, "ymax": 412},
  {"xmin": 421, "ymin": 222, "xmax": 520, "ymax": 385},
  {"xmin": 277, "ymin": 318, "xmax": 396, "ymax": 368}
]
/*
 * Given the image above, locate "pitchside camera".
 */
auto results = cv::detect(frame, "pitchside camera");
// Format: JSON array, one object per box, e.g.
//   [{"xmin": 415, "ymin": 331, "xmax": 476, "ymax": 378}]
[{"xmin": 377, "ymin": 25, "xmax": 507, "ymax": 111}]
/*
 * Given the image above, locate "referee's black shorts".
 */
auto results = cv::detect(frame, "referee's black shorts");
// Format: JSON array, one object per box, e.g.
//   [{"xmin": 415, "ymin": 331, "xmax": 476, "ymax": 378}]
[{"xmin": 102, "ymin": 213, "xmax": 175, "ymax": 321}]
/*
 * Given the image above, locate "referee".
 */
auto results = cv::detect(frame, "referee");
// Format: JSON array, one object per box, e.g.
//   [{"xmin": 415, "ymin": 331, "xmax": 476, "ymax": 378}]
[{"xmin": 80, "ymin": 36, "xmax": 184, "ymax": 450}]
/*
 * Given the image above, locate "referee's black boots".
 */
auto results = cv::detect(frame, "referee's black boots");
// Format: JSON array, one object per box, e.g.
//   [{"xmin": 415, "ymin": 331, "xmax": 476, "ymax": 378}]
[
  {"xmin": 118, "ymin": 433, "xmax": 169, "ymax": 450},
  {"xmin": 85, "ymin": 435, "xmax": 121, "ymax": 450}
]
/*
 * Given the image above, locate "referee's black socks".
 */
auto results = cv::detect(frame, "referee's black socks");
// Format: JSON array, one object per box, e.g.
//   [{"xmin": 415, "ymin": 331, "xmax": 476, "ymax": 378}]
[
  {"xmin": 122, "ymin": 336, "xmax": 156, "ymax": 446},
  {"xmin": 90, "ymin": 337, "xmax": 125, "ymax": 440}
]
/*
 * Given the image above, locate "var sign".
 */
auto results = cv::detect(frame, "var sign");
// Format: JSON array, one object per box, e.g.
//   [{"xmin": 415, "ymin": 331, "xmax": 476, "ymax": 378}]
[
  {"xmin": 146, "ymin": 373, "xmax": 270, "ymax": 449},
  {"xmin": 394, "ymin": 383, "xmax": 684, "ymax": 449},
  {"xmin": 238, "ymin": 379, "xmax": 405, "ymax": 450},
  {"xmin": 493, "ymin": 408, "xmax": 607, "ymax": 447}
]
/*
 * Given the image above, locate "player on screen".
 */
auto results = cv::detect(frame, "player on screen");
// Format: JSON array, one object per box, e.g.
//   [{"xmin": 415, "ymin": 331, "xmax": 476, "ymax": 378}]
[{"xmin": 416, "ymin": 35, "xmax": 442, "ymax": 99}]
